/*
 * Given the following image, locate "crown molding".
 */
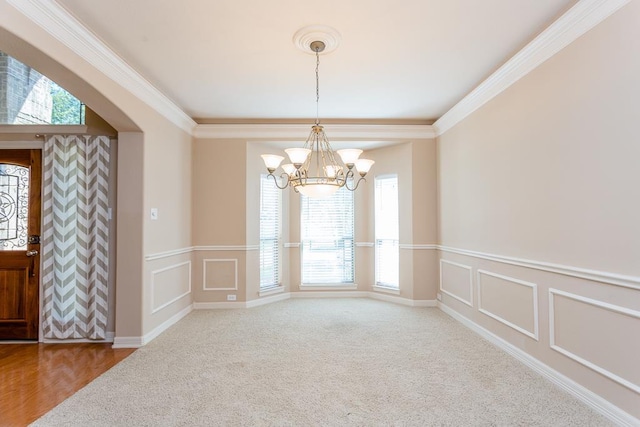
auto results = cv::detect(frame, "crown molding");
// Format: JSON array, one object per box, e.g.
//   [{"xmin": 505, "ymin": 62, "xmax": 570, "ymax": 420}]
[
  {"xmin": 193, "ymin": 123, "xmax": 436, "ymax": 140},
  {"xmin": 6, "ymin": 0, "xmax": 196, "ymax": 135},
  {"xmin": 433, "ymin": 0, "xmax": 631, "ymax": 137},
  {"xmin": 8, "ymin": 0, "xmax": 628, "ymax": 140}
]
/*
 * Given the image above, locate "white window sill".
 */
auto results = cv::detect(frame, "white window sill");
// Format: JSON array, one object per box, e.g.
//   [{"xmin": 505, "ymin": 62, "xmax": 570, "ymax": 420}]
[
  {"xmin": 300, "ymin": 284, "xmax": 358, "ymax": 291},
  {"xmin": 373, "ymin": 285, "xmax": 401, "ymax": 295},
  {"xmin": 259, "ymin": 285, "xmax": 285, "ymax": 297}
]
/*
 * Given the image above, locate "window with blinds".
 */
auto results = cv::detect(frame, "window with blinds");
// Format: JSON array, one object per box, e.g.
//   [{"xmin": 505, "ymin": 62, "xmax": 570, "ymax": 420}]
[
  {"xmin": 301, "ymin": 186, "xmax": 354, "ymax": 284},
  {"xmin": 375, "ymin": 175, "xmax": 399, "ymax": 288},
  {"xmin": 260, "ymin": 175, "xmax": 280, "ymax": 288}
]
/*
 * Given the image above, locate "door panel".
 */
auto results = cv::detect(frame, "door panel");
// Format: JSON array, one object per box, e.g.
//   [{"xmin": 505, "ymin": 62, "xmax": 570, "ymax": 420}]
[
  {"xmin": 0, "ymin": 267, "xmax": 28, "ymax": 319},
  {"xmin": 0, "ymin": 149, "xmax": 41, "ymax": 340}
]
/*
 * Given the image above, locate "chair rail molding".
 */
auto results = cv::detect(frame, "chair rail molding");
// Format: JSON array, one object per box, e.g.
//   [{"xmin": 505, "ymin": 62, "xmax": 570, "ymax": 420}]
[
  {"xmin": 145, "ymin": 245, "xmax": 260, "ymax": 261},
  {"xmin": 437, "ymin": 245, "xmax": 640, "ymax": 290}
]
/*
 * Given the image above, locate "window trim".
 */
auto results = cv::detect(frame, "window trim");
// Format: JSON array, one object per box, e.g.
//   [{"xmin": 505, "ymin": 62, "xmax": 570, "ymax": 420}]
[
  {"xmin": 259, "ymin": 174, "xmax": 281, "ymax": 289},
  {"xmin": 374, "ymin": 174, "xmax": 400, "ymax": 289},
  {"xmin": 300, "ymin": 186, "xmax": 355, "ymax": 285}
]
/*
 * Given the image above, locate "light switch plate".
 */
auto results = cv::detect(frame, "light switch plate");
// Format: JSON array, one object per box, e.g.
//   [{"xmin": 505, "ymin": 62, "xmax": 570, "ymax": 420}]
[{"xmin": 150, "ymin": 208, "xmax": 158, "ymax": 220}]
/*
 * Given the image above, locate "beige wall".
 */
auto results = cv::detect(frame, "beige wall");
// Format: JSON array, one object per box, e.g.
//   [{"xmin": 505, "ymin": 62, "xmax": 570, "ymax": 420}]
[
  {"xmin": 193, "ymin": 139, "xmax": 246, "ymax": 246},
  {"xmin": 437, "ymin": 1, "xmax": 640, "ymax": 418},
  {"xmin": 411, "ymin": 140, "xmax": 439, "ymax": 300},
  {"xmin": 143, "ymin": 121, "xmax": 193, "ymax": 335},
  {"xmin": 0, "ymin": 5, "xmax": 194, "ymax": 340},
  {"xmin": 190, "ymin": 139, "xmax": 248, "ymax": 304},
  {"xmin": 366, "ymin": 140, "xmax": 439, "ymax": 300},
  {"xmin": 189, "ymin": 138, "xmax": 439, "ymax": 302},
  {"xmin": 438, "ymin": 5, "xmax": 640, "ymax": 274}
]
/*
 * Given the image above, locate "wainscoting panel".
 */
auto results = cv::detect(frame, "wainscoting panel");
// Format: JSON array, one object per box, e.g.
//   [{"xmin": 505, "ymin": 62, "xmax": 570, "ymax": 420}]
[
  {"xmin": 436, "ymin": 247, "xmax": 640, "ymax": 423},
  {"xmin": 203, "ymin": 259, "xmax": 238, "ymax": 291},
  {"xmin": 549, "ymin": 289, "xmax": 640, "ymax": 394},
  {"xmin": 477, "ymin": 270, "xmax": 538, "ymax": 340},
  {"xmin": 439, "ymin": 259, "xmax": 473, "ymax": 307},
  {"xmin": 151, "ymin": 261, "xmax": 192, "ymax": 314}
]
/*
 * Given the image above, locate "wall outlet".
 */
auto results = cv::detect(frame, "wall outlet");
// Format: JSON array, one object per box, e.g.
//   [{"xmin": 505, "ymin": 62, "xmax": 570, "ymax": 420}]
[
  {"xmin": 227, "ymin": 295, "xmax": 236, "ymax": 301},
  {"xmin": 436, "ymin": 293, "xmax": 442, "ymax": 301}
]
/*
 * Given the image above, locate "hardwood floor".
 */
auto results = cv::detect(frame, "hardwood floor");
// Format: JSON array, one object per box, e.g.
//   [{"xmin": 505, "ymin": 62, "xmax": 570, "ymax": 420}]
[{"xmin": 0, "ymin": 343, "xmax": 135, "ymax": 426}]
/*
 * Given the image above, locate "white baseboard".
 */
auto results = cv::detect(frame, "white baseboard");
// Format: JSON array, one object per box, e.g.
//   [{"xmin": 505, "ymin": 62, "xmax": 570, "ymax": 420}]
[
  {"xmin": 369, "ymin": 292, "xmax": 437, "ymax": 307},
  {"xmin": 112, "ymin": 336, "xmax": 144, "ymax": 348},
  {"xmin": 411, "ymin": 299, "xmax": 438, "ymax": 307},
  {"xmin": 113, "ymin": 305, "xmax": 193, "ymax": 348},
  {"xmin": 143, "ymin": 304, "xmax": 193, "ymax": 345},
  {"xmin": 438, "ymin": 302, "xmax": 639, "ymax": 427},
  {"xmin": 192, "ymin": 292, "xmax": 435, "ymax": 308},
  {"xmin": 246, "ymin": 292, "xmax": 291, "ymax": 308},
  {"xmin": 290, "ymin": 291, "xmax": 369, "ymax": 298},
  {"xmin": 193, "ymin": 301, "xmax": 247, "ymax": 309}
]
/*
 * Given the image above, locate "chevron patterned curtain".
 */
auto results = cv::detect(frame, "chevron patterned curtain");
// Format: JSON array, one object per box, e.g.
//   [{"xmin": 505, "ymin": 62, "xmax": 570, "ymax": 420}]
[{"xmin": 41, "ymin": 135, "xmax": 110, "ymax": 340}]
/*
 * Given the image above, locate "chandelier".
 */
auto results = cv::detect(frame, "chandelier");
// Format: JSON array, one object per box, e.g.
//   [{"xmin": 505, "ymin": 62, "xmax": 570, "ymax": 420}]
[{"xmin": 261, "ymin": 39, "xmax": 374, "ymax": 198}]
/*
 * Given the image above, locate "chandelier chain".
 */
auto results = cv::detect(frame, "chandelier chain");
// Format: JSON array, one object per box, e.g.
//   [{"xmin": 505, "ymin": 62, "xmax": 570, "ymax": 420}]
[{"xmin": 315, "ymin": 46, "xmax": 320, "ymax": 125}]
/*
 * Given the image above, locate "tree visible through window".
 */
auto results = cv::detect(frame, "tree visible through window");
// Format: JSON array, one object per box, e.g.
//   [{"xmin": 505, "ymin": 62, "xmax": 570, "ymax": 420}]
[
  {"xmin": 301, "ymin": 187, "xmax": 354, "ymax": 284},
  {"xmin": 50, "ymin": 82, "xmax": 84, "ymax": 124}
]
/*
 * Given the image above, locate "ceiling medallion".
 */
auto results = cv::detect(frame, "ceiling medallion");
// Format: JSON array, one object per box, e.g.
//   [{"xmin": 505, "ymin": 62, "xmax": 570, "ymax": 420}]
[{"xmin": 292, "ymin": 25, "xmax": 341, "ymax": 55}]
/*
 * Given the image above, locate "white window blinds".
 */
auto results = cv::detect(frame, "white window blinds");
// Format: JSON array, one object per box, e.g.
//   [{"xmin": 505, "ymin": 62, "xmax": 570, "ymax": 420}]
[
  {"xmin": 260, "ymin": 175, "xmax": 280, "ymax": 288},
  {"xmin": 375, "ymin": 175, "xmax": 399, "ymax": 288},
  {"xmin": 301, "ymin": 186, "xmax": 354, "ymax": 284}
]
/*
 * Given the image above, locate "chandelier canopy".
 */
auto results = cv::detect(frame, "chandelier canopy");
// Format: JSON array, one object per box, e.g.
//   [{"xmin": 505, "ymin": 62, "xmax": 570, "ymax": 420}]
[{"xmin": 261, "ymin": 36, "xmax": 374, "ymax": 198}]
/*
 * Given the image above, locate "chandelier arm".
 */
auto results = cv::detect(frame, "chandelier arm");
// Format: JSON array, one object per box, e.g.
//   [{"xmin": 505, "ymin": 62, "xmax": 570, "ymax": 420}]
[
  {"xmin": 268, "ymin": 172, "xmax": 291, "ymax": 190},
  {"xmin": 345, "ymin": 177, "xmax": 365, "ymax": 191},
  {"xmin": 343, "ymin": 169, "xmax": 366, "ymax": 191}
]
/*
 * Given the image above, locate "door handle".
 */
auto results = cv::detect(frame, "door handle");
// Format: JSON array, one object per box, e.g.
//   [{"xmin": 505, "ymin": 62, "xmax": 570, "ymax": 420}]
[{"xmin": 26, "ymin": 250, "xmax": 38, "ymax": 277}]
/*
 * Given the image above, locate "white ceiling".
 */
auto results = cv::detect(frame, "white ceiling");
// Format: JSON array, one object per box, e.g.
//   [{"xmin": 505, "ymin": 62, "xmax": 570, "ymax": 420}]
[{"xmin": 57, "ymin": 0, "xmax": 576, "ymax": 122}]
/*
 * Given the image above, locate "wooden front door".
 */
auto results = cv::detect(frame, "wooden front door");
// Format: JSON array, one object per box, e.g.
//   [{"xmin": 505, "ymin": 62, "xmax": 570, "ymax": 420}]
[{"xmin": 0, "ymin": 149, "xmax": 42, "ymax": 340}]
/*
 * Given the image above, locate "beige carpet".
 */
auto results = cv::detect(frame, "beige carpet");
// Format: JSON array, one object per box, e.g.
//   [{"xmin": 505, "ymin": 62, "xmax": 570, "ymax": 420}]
[{"xmin": 32, "ymin": 299, "xmax": 611, "ymax": 426}]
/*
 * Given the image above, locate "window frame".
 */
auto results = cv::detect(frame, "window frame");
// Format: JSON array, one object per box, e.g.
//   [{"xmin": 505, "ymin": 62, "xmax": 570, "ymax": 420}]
[
  {"xmin": 300, "ymin": 185, "xmax": 355, "ymax": 286},
  {"xmin": 374, "ymin": 174, "xmax": 399, "ymax": 289},
  {"xmin": 259, "ymin": 174, "xmax": 281, "ymax": 289}
]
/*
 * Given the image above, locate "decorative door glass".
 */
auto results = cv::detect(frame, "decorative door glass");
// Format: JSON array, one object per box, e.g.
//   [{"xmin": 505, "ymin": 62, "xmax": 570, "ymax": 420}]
[{"xmin": 0, "ymin": 164, "xmax": 29, "ymax": 250}]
